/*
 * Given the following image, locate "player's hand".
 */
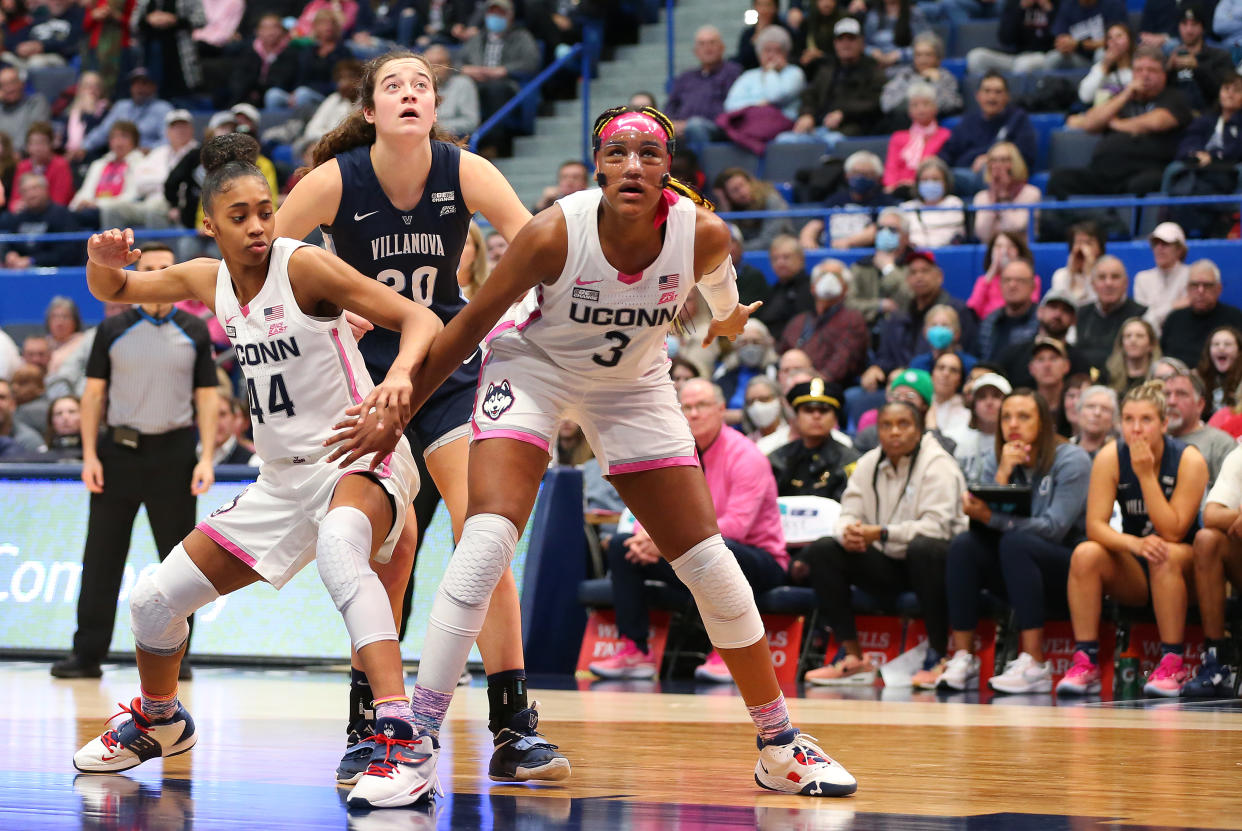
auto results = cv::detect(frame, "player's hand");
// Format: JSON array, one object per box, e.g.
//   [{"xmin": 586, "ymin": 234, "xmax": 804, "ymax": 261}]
[
  {"xmin": 324, "ymin": 391, "xmax": 403, "ymax": 470},
  {"xmin": 1129, "ymin": 437, "xmax": 1156, "ymax": 480},
  {"xmin": 81, "ymin": 456, "xmax": 104, "ymax": 493},
  {"xmin": 373, "ymin": 374, "xmax": 414, "ymax": 432},
  {"xmin": 191, "ymin": 458, "xmax": 214, "ymax": 495},
  {"xmin": 1135, "ymin": 534, "xmax": 1168, "ymax": 564},
  {"xmin": 701, "ymin": 301, "xmax": 762, "ymax": 347},
  {"xmin": 345, "ymin": 310, "xmax": 374, "ymax": 341},
  {"xmin": 87, "ymin": 228, "xmax": 142, "ymax": 269}
]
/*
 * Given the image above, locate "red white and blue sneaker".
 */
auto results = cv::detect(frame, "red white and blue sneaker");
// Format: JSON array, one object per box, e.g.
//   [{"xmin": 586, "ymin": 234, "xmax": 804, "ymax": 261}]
[
  {"xmin": 73, "ymin": 697, "xmax": 197, "ymax": 773},
  {"xmin": 347, "ymin": 718, "xmax": 441, "ymax": 809},
  {"xmin": 488, "ymin": 703, "xmax": 571, "ymax": 782},
  {"xmin": 754, "ymin": 728, "xmax": 857, "ymax": 797},
  {"xmin": 1182, "ymin": 647, "xmax": 1236, "ymax": 698},
  {"xmin": 1143, "ymin": 652, "xmax": 1190, "ymax": 698}
]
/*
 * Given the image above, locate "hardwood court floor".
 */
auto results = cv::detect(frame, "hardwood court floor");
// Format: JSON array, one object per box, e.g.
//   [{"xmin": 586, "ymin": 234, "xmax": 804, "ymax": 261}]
[{"xmin": 5, "ymin": 661, "xmax": 1242, "ymax": 830}]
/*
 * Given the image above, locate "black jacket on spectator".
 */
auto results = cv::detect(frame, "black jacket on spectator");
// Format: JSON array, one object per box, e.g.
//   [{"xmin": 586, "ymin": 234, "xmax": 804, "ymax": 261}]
[
  {"xmin": 239, "ymin": 0, "xmax": 303, "ymax": 39},
  {"xmin": 1075, "ymin": 297, "xmax": 1147, "ymax": 367},
  {"xmin": 769, "ymin": 437, "xmax": 860, "ymax": 501},
  {"xmin": 997, "ymin": 0, "xmax": 1057, "ymax": 53},
  {"xmin": 164, "ymin": 151, "xmax": 202, "ymax": 229},
  {"xmin": 799, "ymin": 54, "xmax": 887, "ymax": 135},
  {"xmin": 1141, "ymin": 0, "xmax": 1220, "ymax": 38},
  {"xmin": 231, "ymin": 40, "xmax": 300, "ymax": 107},
  {"xmin": 874, "ymin": 291, "xmax": 979, "ymax": 373},
  {"xmin": 0, "ymin": 203, "xmax": 81, "ymax": 266},
  {"xmin": 1168, "ymin": 45, "xmax": 1234, "ymax": 112},
  {"xmin": 756, "ymin": 271, "xmax": 813, "ymax": 340},
  {"xmin": 294, "ymin": 40, "xmax": 353, "ymax": 96},
  {"xmin": 737, "ymin": 262, "xmax": 772, "ymax": 307},
  {"xmin": 28, "ymin": 3, "xmax": 84, "ymax": 60},
  {"xmin": 1177, "ymin": 109, "xmax": 1242, "ymax": 163},
  {"xmin": 410, "ymin": 0, "xmax": 478, "ymax": 43},
  {"xmin": 1090, "ymin": 87, "xmax": 1193, "ymax": 174},
  {"xmin": 1000, "ymin": 338, "xmax": 1094, "ymax": 387},
  {"xmin": 1161, "ymin": 302, "xmax": 1242, "ymax": 366},
  {"xmin": 938, "ymin": 105, "xmax": 1037, "ymax": 170}
]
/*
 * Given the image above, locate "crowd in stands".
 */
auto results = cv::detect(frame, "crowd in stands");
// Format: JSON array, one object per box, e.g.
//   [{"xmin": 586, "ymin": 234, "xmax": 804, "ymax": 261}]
[{"xmin": 1, "ymin": 0, "xmax": 1242, "ymax": 699}]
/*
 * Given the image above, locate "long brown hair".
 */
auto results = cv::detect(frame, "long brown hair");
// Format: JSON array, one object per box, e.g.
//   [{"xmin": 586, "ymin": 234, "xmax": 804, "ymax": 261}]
[
  {"xmin": 1105, "ymin": 317, "xmax": 1160, "ymax": 395},
  {"xmin": 308, "ymin": 50, "xmax": 460, "ymax": 171},
  {"xmin": 994, "ymin": 388, "xmax": 1062, "ymax": 477},
  {"xmin": 1197, "ymin": 326, "xmax": 1242, "ymax": 411}
]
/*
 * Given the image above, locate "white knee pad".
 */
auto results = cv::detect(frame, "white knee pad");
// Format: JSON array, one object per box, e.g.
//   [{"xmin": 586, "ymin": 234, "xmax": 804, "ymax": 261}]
[
  {"xmin": 318, "ymin": 506, "xmax": 397, "ymax": 650},
  {"xmin": 418, "ymin": 513, "xmax": 519, "ymax": 693},
  {"xmin": 130, "ymin": 543, "xmax": 219, "ymax": 655},
  {"xmin": 671, "ymin": 535, "xmax": 765, "ymax": 650}
]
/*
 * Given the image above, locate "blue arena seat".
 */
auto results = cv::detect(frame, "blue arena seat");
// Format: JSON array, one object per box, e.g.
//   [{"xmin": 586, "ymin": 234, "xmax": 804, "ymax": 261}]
[
  {"xmin": 763, "ymin": 141, "xmax": 830, "ymax": 184},
  {"xmin": 1029, "ymin": 113, "xmax": 1067, "ymax": 171},
  {"xmin": 941, "ymin": 58, "xmax": 967, "ymax": 80},
  {"xmin": 832, "ymin": 135, "xmax": 891, "ymax": 162},
  {"xmin": 952, "ymin": 20, "xmax": 1000, "ymax": 57},
  {"xmin": 700, "ymin": 142, "xmax": 760, "ymax": 185},
  {"xmin": 27, "ymin": 65, "xmax": 77, "ymax": 104},
  {"xmin": 1047, "ymin": 129, "xmax": 1100, "ymax": 169}
]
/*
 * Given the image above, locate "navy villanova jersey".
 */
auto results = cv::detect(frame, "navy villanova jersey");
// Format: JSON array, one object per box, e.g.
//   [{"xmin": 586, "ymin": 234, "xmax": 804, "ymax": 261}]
[
  {"xmin": 322, "ymin": 141, "xmax": 476, "ymax": 391},
  {"xmin": 1116, "ymin": 436, "xmax": 1198, "ymax": 542}
]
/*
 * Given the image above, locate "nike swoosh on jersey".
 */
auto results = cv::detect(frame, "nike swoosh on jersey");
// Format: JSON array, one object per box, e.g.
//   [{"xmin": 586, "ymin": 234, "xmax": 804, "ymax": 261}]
[
  {"xmin": 575, "ymin": 277, "xmax": 602, "ymax": 285},
  {"xmin": 354, "ymin": 211, "xmax": 379, "ymax": 221}
]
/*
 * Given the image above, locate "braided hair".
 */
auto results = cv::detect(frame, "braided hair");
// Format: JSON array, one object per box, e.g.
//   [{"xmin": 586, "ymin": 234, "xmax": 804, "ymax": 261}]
[
  {"xmin": 201, "ymin": 133, "xmax": 268, "ymax": 213},
  {"xmin": 591, "ymin": 105, "xmax": 714, "ymax": 211}
]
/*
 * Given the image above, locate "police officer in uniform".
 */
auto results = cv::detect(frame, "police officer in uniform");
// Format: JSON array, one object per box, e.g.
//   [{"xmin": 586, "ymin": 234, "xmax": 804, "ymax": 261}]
[{"xmin": 769, "ymin": 379, "xmax": 860, "ymax": 501}]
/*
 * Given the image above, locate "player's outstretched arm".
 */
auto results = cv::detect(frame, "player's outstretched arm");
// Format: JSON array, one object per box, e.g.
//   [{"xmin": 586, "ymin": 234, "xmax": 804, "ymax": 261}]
[
  {"xmin": 693, "ymin": 209, "xmax": 761, "ymax": 347},
  {"xmin": 86, "ymin": 228, "xmax": 217, "ymax": 307},
  {"xmin": 460, "ymin": 150, "xmax": 533, "ymax": 242},
  {"xmin": 291, "ymin": 244, "xmax": 443, "ymax": 444},
  {"xmin": 326, "ymin": 207, "xmax": 567, "ymax": 468}
]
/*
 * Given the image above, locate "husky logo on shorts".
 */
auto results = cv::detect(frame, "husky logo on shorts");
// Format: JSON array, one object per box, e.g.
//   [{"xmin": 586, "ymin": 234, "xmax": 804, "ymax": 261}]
[{"xmin": 482, "ymin": 380, "xmax": 515, "ymax": 420}]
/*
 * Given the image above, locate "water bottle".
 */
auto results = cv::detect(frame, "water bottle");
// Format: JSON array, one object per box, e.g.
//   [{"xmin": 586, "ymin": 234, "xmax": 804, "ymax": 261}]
[{"xmin": 1116, "ymin": 655, "xmax": 1141, "ymax": 700}]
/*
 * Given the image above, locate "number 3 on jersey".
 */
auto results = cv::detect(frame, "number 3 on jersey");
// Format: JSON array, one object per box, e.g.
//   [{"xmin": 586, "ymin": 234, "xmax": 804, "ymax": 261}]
[
  {"xmin": 377, "ymin": 266, "xmax": 438, "ymax": 306},
  {"xmin": 592, "ymin": 330, "xmax": 631, "ymax": 368},
  {"xmin": 248, "ymin": 373, "xmax": 295, "ymax": 423}
]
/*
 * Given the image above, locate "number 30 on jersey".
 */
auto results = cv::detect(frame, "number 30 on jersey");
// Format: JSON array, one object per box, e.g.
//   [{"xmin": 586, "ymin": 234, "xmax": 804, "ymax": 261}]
[{"xmin": 376, "ymin": 266, "xmax": 438, "ymax": 306}]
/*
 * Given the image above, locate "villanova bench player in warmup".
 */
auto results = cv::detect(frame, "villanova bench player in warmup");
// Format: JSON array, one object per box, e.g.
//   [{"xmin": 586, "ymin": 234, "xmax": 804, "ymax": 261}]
[
  {"xmin": 329, "ymin": 106, "xmax": 858, "ymax": 798},
  {"xmin": 275, "ymin": 50, "xmax": 568, "ymax": 786},
  {"xmin": 72, "ymin": 134, "xmax": 443, "ymax": 810}
]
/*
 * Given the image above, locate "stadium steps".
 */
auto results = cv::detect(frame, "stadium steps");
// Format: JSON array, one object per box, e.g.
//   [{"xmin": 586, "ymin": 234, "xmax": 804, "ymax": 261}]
[{"xmin": 496, "ymin": 0, "xmax": 747, "ymax": 207}]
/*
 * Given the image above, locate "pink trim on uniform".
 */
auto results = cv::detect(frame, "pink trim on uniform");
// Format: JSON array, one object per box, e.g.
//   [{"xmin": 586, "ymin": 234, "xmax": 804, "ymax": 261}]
[
  {"xmin": 609, "ymin": 455, "xmax": 698, "ymax": 475},
  {"xmin": 472, "ymin": 427, "xmax": 550, "ymax": 453},
  {"xmin": 197, "ymin": 522, "xmax": 258, "ymax": 568},
  {"xmin": 617, "ymin": 270, "xmax": 643, "ymax": 285},
  {"xmin": 516, "ymin": 309, "xmax": 542, "ymax": 331},
  {"xmin": 486, "ymin": 320, "xmax": 517, "ymax": 343},
  {"xmin": 240, "ymin": 303, "xmax": 250, "ymax": 317},
  {"xmin": 330, "ymin": 329, "xmax": 363, "ymax": 405}
]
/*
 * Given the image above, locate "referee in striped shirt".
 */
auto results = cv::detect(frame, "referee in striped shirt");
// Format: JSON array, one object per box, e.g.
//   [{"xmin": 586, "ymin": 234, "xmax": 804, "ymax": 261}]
[{"xmin": 51, "ymin": 243, "xmax": 218, "ymax": 679}]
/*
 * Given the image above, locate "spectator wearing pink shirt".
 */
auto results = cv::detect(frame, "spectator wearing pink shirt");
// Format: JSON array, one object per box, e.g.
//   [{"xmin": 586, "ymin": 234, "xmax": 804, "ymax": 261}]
[
  {"xmin": 10, "ymin": 121, "xmax": 73, "ymax": 212},
  {"xmin": 590, "ymin": 379, "xmax": 788, "ymax": 684},
  {"xmin": 292, "ymin": 0, "xmax": 358, "ymax": 38},
  {"xmin": 883, "ymin": 83, "xmax": 950, "ymax": 195},
  {"xmin": 966, "ymin": 230, "xmax": 1041, "ymax": 321}
]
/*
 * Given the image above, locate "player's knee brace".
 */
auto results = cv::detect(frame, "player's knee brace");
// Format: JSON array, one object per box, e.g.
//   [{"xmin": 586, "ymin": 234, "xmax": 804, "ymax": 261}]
[
  {"xmin": 671, "ymin": 535, "xmax": 765, "ymax": 650},
  {"xmin": 130, "ymin": 543, "xmax": 219, "ymax": 655},
  {"xmin": 318, "ymin": 506, "xmax": 396, "ymax": 650},
  {"xmin": 431, "ymin": 513, "xmax": 519, "ymax": 636}
]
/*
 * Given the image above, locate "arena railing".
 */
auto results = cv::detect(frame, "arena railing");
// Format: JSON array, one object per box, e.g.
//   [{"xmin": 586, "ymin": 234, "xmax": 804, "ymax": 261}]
[{"xmin": 467, "ymin": 42, "xmax": 592, "ymax": 166}]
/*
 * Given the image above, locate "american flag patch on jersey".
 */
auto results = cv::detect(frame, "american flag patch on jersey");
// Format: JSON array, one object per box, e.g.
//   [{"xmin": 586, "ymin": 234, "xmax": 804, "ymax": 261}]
[
  {"xmin": 264, "ymin": 305, "xmax": 284, "ymax": 322},
  {"xmin": 658, "ymin": 274, "xmax": 679, "ymax": 291}
]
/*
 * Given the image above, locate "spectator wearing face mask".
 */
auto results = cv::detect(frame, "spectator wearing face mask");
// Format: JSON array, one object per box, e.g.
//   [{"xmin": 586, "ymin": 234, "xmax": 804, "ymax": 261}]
[
  {"xmin": 745, "ymin": 375, "xmax": 793, "ymax": 455},
  {"xmin": 909, "ymin": 303, "xmax": 977, "ymax": 376},
  {"xmin": 714, "ymin": 319, "xmax": 780, "ymax": 426},
  {"xmin": 798, "ymin": 151, "xmax": 899, "ymax": 251},
  {"xmin": 769, "ymin": 380, "xmax": 860, "ymax": 501},
  {"xmin": 776, "ymin": 258, "xmax": 870, "ymax": 387},
  {"xmin": 846, "ymin": 208, "xmax": 915, "ymax": 327}
]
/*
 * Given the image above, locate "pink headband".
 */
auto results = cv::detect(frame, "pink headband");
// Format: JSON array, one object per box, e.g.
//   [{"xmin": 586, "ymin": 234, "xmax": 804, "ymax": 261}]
[{"xmin": 598, "ymin": 112, "xmax": 669, "ymax": 147}]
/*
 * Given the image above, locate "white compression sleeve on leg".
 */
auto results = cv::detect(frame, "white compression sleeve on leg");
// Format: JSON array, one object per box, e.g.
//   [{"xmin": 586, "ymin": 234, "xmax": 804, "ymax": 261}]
[
  {"xmin": 697, "ymin": 256, "xmax": 740, "ymax": 321},
  {"xmin": 670, "ymin": 534, "xmax": 765, "ymax": 649},
  {"xmin": 416, "ymin": 513, "xmax": 519, "ymax": 693},
  {"xmin": 130, "ymin": 543, "xmax": 219, "ymax": 655},
  {"xmin": 318, "ymin": 506, "xmax": 397, "ymax": 650}
]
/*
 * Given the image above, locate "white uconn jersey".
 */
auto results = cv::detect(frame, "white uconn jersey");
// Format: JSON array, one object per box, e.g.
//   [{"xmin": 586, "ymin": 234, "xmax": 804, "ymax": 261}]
[
  {"xmin": 214, "ymin": 238, "xmax": 375, "ymax": 462},
  {"xmin": 500, "ymin": 188, "xmax": 696, "ymax": 379}
]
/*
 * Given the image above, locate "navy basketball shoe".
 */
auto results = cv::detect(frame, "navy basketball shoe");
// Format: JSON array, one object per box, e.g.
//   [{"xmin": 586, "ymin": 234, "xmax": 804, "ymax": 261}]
[{"xmin": 488, "ymin": 702, "xmax": 571, "ymax": 782}]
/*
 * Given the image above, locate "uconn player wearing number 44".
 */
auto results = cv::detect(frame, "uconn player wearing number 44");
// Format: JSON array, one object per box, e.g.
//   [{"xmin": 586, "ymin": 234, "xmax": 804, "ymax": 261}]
[
  {"xmin": 328, "ymin": 105, "xmax": 858, "ymax": 800},
  {"xmin": 73, "ymin": 133, "xmax": 445, "ymax": 811}
]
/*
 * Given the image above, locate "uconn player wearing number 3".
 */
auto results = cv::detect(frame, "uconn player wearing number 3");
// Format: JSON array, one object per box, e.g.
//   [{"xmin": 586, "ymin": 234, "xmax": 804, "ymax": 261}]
[
  {"xmin": 331, "ymin": 106, "xmax": 858, "ymax": 798},
  {"xmin": 275, "ymin": 50, "xmax": 568, "ymax": 787},
  {"xmin": 72, "ymin": 134, "xmax": 445, "ymax": 810}
]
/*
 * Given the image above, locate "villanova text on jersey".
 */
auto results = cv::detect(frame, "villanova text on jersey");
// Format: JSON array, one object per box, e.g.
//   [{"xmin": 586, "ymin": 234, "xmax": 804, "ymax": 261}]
[{"xmin": 370, "ymin": 233, "xmax": 446, "ymax": 260}]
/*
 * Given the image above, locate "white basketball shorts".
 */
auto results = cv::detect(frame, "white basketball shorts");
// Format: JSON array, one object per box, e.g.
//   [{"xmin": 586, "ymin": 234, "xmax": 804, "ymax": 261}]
[
  {"xmin": 196, "ymin": 438, "xmax": 418, "ymax": 589},
  {"xmin": 471, "ymin": 332, "xmax": 697, "ymax": 475}
]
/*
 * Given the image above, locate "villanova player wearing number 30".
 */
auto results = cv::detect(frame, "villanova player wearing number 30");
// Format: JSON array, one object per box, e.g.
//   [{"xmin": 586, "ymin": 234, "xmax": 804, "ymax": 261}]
[
  {"xmin": 72, "ymin": 134, "xmax": 444, "ymax": 809},
  {"xmin": 329, "ymin": 106, "xmax": 859, "ymax": 798},
  {"xmin": 275, "ymin": 50, "xmax": 568, "ymax": 788}
]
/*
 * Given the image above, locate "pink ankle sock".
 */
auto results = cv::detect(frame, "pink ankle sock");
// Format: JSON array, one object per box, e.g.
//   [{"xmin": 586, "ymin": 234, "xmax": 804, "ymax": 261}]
[{"xmin": 748, "ymin": 694, "xmax": 792, "ymax": 742}]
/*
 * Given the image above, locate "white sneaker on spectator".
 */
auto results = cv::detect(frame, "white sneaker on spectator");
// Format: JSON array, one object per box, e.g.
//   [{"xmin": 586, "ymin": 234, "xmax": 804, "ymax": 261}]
[
  {"xmin": 936, "ymin": 650, "xmax": 980, "ymax": 692},
  {"xmin": 988, "ymin": 652, "xmax": 1053, "ymax": 694}
]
